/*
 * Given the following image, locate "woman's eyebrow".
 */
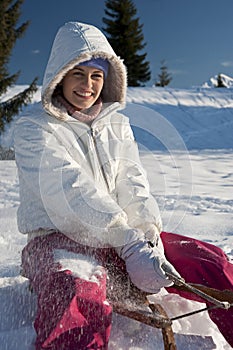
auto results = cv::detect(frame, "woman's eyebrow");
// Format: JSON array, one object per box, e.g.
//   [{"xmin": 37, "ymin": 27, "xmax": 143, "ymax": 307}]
[
  {"xmin": 73, "ymin": 67, "xmax": 103, "ymax": 74},
  {"xmin": 72, "ymin": 67, "xmax": 84, "ymax": 71}
]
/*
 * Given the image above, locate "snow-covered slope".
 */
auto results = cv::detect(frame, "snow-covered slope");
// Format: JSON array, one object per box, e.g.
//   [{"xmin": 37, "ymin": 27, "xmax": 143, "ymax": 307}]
[
  {"xmin": 1, "ymin": 84, "xmax": 233, "ymax": 151},
  {"xmin": 126, "ymin": 86, "xmax": 233, "ymax": 150},
  {"xmin": 0, "ymin": 85, "xmax": 233, "ymax": 349}
]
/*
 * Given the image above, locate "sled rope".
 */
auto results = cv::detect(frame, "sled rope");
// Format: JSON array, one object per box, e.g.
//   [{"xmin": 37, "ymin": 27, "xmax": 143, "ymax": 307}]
[{"xmin": 171, "ymin": 302, "xmax": 233, "ymax": 321}]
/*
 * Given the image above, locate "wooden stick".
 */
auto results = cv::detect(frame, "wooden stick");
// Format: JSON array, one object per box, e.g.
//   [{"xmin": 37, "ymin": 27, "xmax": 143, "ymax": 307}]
[
  {"xmin": 111, "ymin": 299, "xmax": 177, "ymax": 350},
  {"xmin": 149, "ymin": 303, "xmax": 177, "ymax": 350},
  {"xmin": 186, "ymin": 283, "xmax": 233, "ymax": 304},
  {"xmin": 165, "ymin": 271, "xmax": 231, "ymax": 309},
  {"xmin": 172, "ymin": 282, "xmax": 233, "ymax": 307},
  {"xmin": 111, "ymin": 299, "xmax": 171, "ymax": 328},
  {"xmin": 107, "ymin": 275, "xmax": 177, "ymax": 350}
]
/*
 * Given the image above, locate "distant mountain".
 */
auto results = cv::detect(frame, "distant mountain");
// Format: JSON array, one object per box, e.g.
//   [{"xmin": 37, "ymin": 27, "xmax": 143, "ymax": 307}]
[{"xmin": 202, "ymin": 74, "xmax": 233, "ymax": 88}]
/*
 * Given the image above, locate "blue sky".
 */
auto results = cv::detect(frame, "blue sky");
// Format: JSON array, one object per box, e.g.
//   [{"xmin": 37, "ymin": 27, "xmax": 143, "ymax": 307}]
[{"xmin": 9, "ymin": 0, "xmax": 233, "ymax": 88}]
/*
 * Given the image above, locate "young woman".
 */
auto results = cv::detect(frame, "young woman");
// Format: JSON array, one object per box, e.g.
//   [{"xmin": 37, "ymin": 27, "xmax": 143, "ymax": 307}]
[{"xmin": 14, "ymin": 22, "xmax": 233, "ymax": 349}]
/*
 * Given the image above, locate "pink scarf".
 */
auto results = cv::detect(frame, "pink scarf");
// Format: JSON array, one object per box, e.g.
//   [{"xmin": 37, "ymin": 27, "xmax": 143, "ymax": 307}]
[{"xmin": 56, "ymin": 94, "xmax": 102, "ymax": 123}]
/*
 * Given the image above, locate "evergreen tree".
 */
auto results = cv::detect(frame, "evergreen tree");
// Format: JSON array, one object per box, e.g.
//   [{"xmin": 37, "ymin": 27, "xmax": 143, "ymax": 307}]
[
  {"xmin": 216, "ymin": 73, "xmax": 226, "ymax": 88},
  {"xmin": 0, "ymin": 0, "xmax": 37, "ymax": 131},
  {"xmin": 103, "ymin": 0, "xmax": 151, "ymax": 86},
  {"xmin": 155, "ymin": 60, "xmax": 172, "ymax": 87}
]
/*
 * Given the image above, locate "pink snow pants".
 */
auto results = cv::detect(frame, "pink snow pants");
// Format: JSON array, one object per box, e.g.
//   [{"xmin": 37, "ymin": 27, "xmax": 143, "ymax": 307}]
[
  {"xmin": 161, "ymin": 231, "xmax": 233, "ymax": 347},
  {"xmin": 21, "ymin": 231, "xmax": 233, "ymax": 349}
]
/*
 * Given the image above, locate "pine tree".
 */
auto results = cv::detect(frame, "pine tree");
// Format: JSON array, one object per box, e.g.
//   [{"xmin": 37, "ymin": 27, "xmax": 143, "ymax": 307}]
[
  {"xmin": 155, "ymin": 60, "xmax": 172, "ymax": 87},
  {"xmin": 0, "ymin": 0, "xmax": 37, "ymax": 131},
  {"xmin": 103, "ymin": 0, "xmax": 151, "ymax": 86}
]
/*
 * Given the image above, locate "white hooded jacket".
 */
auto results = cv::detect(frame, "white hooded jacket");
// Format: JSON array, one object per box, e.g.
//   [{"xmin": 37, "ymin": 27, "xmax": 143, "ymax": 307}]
[{"xmin": 14, "ymin": 22, "xmax": 162, "ymax": 248}]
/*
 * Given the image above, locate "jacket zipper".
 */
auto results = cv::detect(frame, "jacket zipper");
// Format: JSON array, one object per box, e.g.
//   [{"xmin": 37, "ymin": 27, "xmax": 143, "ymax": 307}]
[{"xmin": 89, "ymin": 127, "xmax": 110, "ymax": 191}]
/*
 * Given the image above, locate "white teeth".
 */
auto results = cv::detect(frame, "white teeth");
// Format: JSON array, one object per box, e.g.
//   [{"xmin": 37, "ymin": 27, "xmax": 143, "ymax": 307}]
[{"xmin": 77, "ymin": 92, "xmax": 92, "ymax": 97}]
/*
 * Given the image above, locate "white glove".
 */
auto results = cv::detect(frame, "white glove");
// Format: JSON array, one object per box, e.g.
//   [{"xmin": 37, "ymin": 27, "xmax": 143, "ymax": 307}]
[{"xmin": 116, "ymin": 237, "xmax": 181, "ymax": 293}]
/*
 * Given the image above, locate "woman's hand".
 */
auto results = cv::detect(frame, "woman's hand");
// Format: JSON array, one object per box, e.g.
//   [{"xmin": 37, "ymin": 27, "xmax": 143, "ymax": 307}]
[{"xmin": 117, "ymin": 236, "xmax": 181, "ymax": 293}]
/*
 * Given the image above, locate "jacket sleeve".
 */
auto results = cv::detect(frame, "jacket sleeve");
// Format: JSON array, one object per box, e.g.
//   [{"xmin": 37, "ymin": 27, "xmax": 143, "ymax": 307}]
[
  {"xmin": 115, "ymin": 120, "xmax": 162, "ymax": 232},
  {"xmin": 14, "ymin": 116, "xmax": 136, "ymax": 248}
]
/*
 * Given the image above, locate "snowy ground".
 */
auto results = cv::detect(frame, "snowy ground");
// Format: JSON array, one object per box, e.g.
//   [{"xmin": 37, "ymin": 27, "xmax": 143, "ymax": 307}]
[{"xmin": 0, "ymin": 85, "xmax": 233, "ymax": 349}]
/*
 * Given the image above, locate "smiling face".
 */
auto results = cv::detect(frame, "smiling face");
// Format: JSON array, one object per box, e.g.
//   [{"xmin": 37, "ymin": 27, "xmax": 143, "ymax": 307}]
[{"xmin": 62, "ymin": 66, "xmax": 104, "ymax": 111}]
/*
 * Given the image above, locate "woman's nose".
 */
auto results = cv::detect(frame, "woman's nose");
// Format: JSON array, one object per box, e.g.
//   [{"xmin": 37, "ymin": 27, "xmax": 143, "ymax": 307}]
[{"xmin": 82, "ymin": 75, "xmax": 92, "ymax": 89}]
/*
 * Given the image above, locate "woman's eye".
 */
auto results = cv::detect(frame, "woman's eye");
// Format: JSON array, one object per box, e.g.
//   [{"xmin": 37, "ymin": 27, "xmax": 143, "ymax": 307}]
[
  {"xmin": 73, "ymin": 72, "xmax": 82, "ymax": 77},
  {"xmin": 92, "ymin": 74, "xmax": 103, "ymax": 79}
]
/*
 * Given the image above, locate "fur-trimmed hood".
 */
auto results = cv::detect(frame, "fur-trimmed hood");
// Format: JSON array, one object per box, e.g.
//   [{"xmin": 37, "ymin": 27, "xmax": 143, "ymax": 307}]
[{"xmin": 41, "ymin": 22, "xmax": 127, "ymax": 121}]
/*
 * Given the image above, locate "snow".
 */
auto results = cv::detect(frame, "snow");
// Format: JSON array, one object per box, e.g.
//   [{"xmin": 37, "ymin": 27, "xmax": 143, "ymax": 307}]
[
  {"xmin": 54, "ymin": 249, "xmax": 104, "ymax": 283},
  {"xmin": 0, "ymin": 83, "xmax": 233, "ymax": 349}
]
